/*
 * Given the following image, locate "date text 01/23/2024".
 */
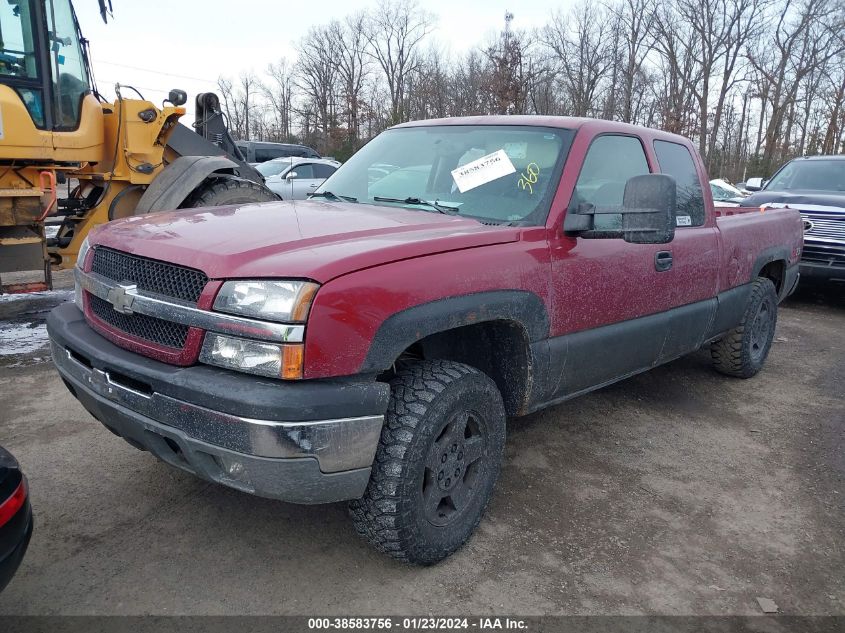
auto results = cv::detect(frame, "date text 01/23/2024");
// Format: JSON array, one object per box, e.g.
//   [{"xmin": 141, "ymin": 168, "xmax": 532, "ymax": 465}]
[{"xmin": 307, "ymin": 617, "xmax": 529, "ymax": 630}]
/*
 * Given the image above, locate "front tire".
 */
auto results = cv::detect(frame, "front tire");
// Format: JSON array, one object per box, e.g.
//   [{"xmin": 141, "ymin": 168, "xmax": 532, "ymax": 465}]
[
  {"xmin": 711, "ymin": 277, "xmax": 778, "ymax": 378},
  {"xmin": 349, "ymin": 360, "xmax": 506, "ymax": 565},
  {"xmin": 181, "ymin": 177, "xmax": 279, "ymax": 208}
]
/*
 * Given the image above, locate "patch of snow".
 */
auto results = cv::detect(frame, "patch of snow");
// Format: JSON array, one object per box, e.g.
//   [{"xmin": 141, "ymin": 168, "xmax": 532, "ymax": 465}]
[
  {"xmin": 0, "ymin": 322, "xmax": 49, "ymax": 356},
  {"xmin": 1, "ymin": 356, "xmax": 51, "ymax": 368},
  {"xmin": 0, "ymin": 289, "xmax": 73, "ymax": 303}
]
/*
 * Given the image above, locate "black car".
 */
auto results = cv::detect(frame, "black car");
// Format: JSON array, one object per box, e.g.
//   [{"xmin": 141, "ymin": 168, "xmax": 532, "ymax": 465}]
[
  {"xmin": 0, "ymin": 445, "xmax": 32, "ymax": 593},
  {"xmin": 742, "ymin": 155, "xmax": 845, "ymax": 282},
  {"xmin": 235, "ymin": 141, "xmax": 321, "ymax": 164}
]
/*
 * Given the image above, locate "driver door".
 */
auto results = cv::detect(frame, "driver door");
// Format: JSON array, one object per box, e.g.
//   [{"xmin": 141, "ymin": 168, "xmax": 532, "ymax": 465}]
[{"xmin": 547, "ymin": 133, "xmax": 670, "ymax": 396}]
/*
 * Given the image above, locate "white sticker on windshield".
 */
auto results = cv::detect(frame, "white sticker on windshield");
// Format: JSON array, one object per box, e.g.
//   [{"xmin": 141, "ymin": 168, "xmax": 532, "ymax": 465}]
[
  {"xmin": 676, "ymin": 215, "xmax": 692, "ymax": 226},
  {"xmin": 451, "ymin": 149, "xmax": 516, "ymax": 193}
]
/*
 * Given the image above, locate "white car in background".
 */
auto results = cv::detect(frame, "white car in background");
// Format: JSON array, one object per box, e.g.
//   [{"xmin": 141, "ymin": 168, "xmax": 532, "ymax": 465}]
[
  {"xmin": 710, "ymin": 178, "xmax": 747, "ymax": 206},
  {"xmin": 256, "ymin": 157, "xmax": 341, "ymax": 200}
]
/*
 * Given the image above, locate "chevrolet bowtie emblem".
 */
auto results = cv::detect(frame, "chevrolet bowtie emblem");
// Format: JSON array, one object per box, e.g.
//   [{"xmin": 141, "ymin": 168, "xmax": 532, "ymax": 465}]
[{"xmin": 107, "ymin": 282, "xmax": 138, "ymax": 314}]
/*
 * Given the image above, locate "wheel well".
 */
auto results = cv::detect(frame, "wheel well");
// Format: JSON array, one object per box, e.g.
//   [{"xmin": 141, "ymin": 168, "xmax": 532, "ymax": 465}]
[
  {"xmin": 758, "ymin": 260, "xmax": 786, "ymax": 294},
  {"xmin": 389, "ymin": 320, "xmax": 532, "ymax": 417}
]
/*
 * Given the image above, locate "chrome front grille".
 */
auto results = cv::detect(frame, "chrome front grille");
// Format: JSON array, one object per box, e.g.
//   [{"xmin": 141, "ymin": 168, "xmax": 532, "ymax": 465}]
[
  {"xmin": 91, "ymin": 247, "xmax": 208, "ymax": 303},
  {"xmin": 88, "ymin": 294, "xmax": 190, "ymax": 349},
  {"xmin": 800, "ymin": 209, "xmax": 845, "ymax": 268},
  {"xmin": 86, "ymin": 247, "xmax": 207, "ymax": 354},
  {"xmin": 801, "ymin": 210, "xmax": 845, "ymax": 244}
]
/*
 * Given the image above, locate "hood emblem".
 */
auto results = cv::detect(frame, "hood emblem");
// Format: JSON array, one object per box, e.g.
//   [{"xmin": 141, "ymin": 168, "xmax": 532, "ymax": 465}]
[
  {"xmin": 107, "ymin": 282, "xmax": 138, "ymax": 314},
  {"xmin": 802, "ymin": 219, "xmax": 814, "ymax": 233}
]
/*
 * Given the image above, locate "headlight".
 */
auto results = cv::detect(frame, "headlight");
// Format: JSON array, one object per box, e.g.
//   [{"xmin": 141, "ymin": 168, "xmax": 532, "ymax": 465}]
[
  {"xmin": 213, "ymin": 280, "xmax": 319, "ymax": 323},
  {"xmin": 76, "ymin": 237, "xmax": 90, "ymax": 269},
  {"xmin": 74, "ymin": 238, "xmax": 91, "ymax": 306},
  {"xmin": 200, "ymin": 333, "xmax": 303, "ymax": 379}
]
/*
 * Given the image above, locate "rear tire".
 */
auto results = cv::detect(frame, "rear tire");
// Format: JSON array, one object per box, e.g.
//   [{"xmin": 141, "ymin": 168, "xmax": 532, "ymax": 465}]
[
  {"xmin": 711, "ymin": 277, "xmax": 778, "ymax": 378},
  {"xmin": 349, "ymin": 360, "xmax": 506, "ymax": 565},
  {"xmin": 181, "ymin": 177, "xmax": 278, "ymax": 208}
]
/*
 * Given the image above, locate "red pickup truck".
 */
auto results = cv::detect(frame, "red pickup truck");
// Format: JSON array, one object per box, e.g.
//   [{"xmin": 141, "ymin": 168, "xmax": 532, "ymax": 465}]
[{"xmin": 47, "ymin": 116, "xmax": 802, "ymax": 564}]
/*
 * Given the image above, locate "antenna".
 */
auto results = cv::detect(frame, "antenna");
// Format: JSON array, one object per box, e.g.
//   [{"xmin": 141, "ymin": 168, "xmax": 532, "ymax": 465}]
[{"xmin": 504, "ymin": 10, "xmax": 514, "ymax": 33}]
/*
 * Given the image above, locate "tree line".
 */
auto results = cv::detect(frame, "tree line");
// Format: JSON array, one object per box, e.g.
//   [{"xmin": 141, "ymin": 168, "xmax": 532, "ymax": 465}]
[{"xmin": 218, "ymin": 0, "xmax": 845, "ymax": 181}]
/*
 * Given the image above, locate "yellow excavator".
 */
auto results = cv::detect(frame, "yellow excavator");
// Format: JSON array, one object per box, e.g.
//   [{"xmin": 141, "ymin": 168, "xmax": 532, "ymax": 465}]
[{"xmin": 0, "ymin": 0, "xmax": 276, "ymax": 292}]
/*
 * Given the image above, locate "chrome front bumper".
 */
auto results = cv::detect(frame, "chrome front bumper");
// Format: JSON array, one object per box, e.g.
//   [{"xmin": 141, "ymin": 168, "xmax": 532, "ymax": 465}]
[{"xmin": 51, "ymin": 340, "xmax": 383, "ymax": 474}]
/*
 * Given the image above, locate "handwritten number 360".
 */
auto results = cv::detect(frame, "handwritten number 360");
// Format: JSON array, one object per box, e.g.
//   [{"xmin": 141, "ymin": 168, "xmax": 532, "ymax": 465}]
[{"xmin": 518, "ymin": 163, "xmax": 540, "ymax": 194}]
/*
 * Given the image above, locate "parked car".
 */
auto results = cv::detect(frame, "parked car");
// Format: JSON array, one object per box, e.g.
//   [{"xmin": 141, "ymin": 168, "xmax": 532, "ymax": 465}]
[
  {"xmin": 235, "ymin": 141, "xmax": 321, "ymax": 164},
  {"xmin": 710, "ymin": 179, "xmax": 746, "ymax": 206},
  {"xmin": 256, "ymin": 157, "xmax": 341, "ymax": 200},
  {"xmin": 0, "ymin": 445, "xmax": 32, "ymax": 592},
  {"xmin": 48, "ymin": 117, "xmax": 802, "ymax": 565},
  {"xmin": 741, "ymin": 155, "xmax": 845, "ymax": 282}
]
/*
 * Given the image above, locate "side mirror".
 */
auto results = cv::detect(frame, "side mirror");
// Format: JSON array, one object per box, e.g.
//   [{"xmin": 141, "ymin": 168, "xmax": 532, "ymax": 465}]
[
  {"xmin": 621, "ymin": 174, "xmax": 676, "ymax": 244},
  {"xmin": 745, "ymin": 177, "xmax": 764, "ymax": 191},
  {"xmin": 285, "ymin": 171, "xmax": 298, "ymax": 181},
  {"xmin": 562, "ymin": 174, "xmax": 677, "ymax": 245}
]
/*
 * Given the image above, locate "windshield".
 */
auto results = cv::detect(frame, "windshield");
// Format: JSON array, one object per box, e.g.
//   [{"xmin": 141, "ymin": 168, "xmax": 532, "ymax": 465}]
[
  {"xmin": 256, "ymin": 160, "xmax": 292, "ymax": 178},
  {"xmin": 711, "ymin": 182, "xmax": 739, "ymax": 201},
  {"xmin": 766, "ymin": 160, "xmax": 845, "ymax": 192},
  {"xmin": 316, "ymin": 125, "xmax": 575, "ymax": 224}
]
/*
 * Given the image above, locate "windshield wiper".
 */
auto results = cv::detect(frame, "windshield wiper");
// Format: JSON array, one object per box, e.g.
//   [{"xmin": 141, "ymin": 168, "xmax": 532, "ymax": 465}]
[
  {"xmin": 309, "ymin": 190, "xmax": 358, "ymax": 203},
  {"xmin": 372, "ymin": 196, "xmax": 459, "ymax": 215}
]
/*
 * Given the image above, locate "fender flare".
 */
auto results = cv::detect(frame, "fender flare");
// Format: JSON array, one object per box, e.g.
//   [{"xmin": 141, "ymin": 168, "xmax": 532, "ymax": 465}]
[
  {"xmin": 134, "ymin": 155, "xmax": 240, "ymax": 214},
  {"xmin": 751, "ymin": 245, "xmax": 790, "ymax": 279},
  {"xmin": 360, "ymin": 290, "xmax": 550, "ymax": 373}
]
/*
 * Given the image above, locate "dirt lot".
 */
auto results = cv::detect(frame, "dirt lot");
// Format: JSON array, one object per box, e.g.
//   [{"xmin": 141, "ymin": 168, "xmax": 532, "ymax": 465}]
[{"xmin": 0, "ymin": 271, "xmax": 842, "ymax": 616}]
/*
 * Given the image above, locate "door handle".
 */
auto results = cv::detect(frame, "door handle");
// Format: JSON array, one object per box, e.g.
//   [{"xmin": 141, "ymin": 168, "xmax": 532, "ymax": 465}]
[
  {"xmin": 308, "ymin": 184, "xmax": 319, "ymax": 188},
  {"xmin": 655, "ymin": 251, "xmax": 673, "ymax": 272}
]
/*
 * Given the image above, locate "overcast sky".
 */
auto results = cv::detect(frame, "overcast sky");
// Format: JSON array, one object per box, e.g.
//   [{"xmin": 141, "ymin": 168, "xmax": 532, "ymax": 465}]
[{"xmin": 74, "ymin": 1, "xmax": 568, "ymax": 120}]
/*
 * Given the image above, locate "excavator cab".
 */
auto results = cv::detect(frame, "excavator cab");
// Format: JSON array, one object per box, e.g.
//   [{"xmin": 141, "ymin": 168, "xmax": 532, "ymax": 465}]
[
  {"xmin": 1, "ymin": 0, "xmax": 96, "ymax": 141},
  {"xmin": 0, "ymin": 1, "xmax": 274, "ymax": 293},
  {"xmin": 1, "ymin": 0, "xmax": 102, "ymax": 291}
]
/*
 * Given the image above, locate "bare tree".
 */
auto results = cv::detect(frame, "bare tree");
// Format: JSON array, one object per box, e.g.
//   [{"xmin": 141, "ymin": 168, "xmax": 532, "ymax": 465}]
[
  {"xmin": 651, "ymin": 1, "xmax": 702, "ymax": 136},
  {"xmin": 329, "ymin": 13, "xmax": 370, "ymax": 147},
  {"xmin": 213, "ymin": 0, "xmax": 844, "ymax": 176},
  {"xmin": 542, "ymin": 2, "xmax": 615, "ymax": 117},
  {"xmin": 296, "ymin": 24, "xmax": 340, "ymax": 150},
  {"xmin": 364, "ymin": 0, "xmax": 434, "ymax": 124},
  {"xmin": 217, "ymin": 73, "xmax": 259, "ymax": 140},
  {"xmin": 607, "ymin": 0, "xmax": 656, "ymax": 123},
  {"xmin": 748, "ymin": 0, "xmax": 845, "ymax": 170},
  {"xmin": 263, "ymin": 59, "xmax": 295, "ymax": 142}
]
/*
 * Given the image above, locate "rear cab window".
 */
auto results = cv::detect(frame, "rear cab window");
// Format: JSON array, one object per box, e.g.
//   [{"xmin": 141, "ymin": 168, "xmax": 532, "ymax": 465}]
[{"xmin": 653, "ymin": 140, "xmax": 706, "ymax": 227}]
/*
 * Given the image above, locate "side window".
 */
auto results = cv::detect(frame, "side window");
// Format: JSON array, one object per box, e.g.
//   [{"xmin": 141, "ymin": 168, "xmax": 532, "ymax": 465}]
[
  {"xmin": 312, "ymin": 163, "xmax": 336, "ymax": 179},
  {"xmin": 0, "ymin": 0, "xmax": 38, "ymax": 79},
  {"xmin": 235, "ymin": 142, "xmax": 250, "ymax": 161},
  {"xmin": 573, "ymin": 135, "xmax": 650, "ymax": 231},
  {"xmin": 290, "ymin": 163, "xmax": 314, "ymax": 179},
  {"xmin": 255, "ymin": 147, "xmax": 285, "ymax": 162},
  {"xmin": 653, "ymin": 140, "xmax": 706, "ymax": 227}
]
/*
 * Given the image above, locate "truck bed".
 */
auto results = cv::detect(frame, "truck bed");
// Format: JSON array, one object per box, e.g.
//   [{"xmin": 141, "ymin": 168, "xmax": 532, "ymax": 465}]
[{"xmin": 715, "ymin": 205, "xmax": 803, "ymax": 294}]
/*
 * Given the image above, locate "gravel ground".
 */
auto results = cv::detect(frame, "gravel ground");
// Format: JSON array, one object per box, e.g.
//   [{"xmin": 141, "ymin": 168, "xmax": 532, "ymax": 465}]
[{"xmin": 0, "ymin": 273, "xmax": 842, "ymax": 616}]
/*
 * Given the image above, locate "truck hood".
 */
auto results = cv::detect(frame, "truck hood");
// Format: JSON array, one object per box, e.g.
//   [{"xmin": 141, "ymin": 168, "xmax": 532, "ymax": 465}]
[
  {"xmin": 741, "ymin": 190, "xmax": 845, "ymax": 210},
  {"xmin": 92, "ymin": 200, "xmax": 520, "ymax": 282}
]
